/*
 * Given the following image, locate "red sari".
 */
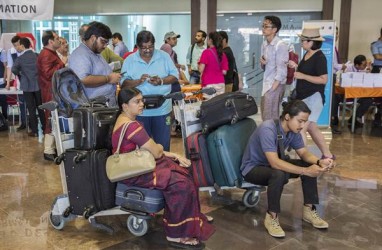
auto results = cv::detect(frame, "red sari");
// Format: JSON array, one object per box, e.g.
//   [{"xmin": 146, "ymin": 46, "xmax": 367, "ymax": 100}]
[{"xmin": 112, "ymin": 120, "xmax": 215, "ymax": 241}]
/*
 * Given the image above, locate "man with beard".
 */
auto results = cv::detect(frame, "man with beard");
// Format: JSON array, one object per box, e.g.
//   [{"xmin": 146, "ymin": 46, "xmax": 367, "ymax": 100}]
[
  {"xmin": 241, "ymin": 100, "xmax": 335, "ymax": 238},
  {"xmin": 186, "ymin": 30, "xmax": 207, "ymax": 84},
  {"xmin": 121, "ymin": 30, "xmax": 178, "ymax": 151},
  {"xmin": 57, "ymin": 37, "xmax": 69, "ymax": 66},
  {"xmin": 69, "ymin": 21, "xmax": 122, "ymax": 107},
  {"xmin": 37, "ymin": 30, "xmax": 65, "ymax": 161}
]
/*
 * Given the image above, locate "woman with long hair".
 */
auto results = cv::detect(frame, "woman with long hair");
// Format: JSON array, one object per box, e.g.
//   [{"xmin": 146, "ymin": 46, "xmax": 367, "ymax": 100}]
[
  {"xmin": 198, "ymin": 31, "xmax": 228, "ymax": 99},
  {"xmin": 112, "ymin": 87, "xmax": 215, "ymax": 249}
]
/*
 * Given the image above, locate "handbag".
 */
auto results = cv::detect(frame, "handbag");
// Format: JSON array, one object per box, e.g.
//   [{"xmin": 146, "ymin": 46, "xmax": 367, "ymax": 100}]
[
  {"xmin": 143, "ymin": 95, "xmax": 165, "ymax": 109},
  {"xmin": 106, "ymin": 122, "xmax": 156, "ymax": 182}
]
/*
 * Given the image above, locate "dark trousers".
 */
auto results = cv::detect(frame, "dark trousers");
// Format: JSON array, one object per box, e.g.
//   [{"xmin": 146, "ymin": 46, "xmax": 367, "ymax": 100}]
[
  {"xmin": 371, "ymin": 65, "xmax": 382, "ymax": 73},
  {"xmin": 24, "ymin": 91, "xmax": 46, "ymax": 134},
  {"xmin": 356, "ymin": 98, "xmax": 374, "ymax": 118},
  {"xmin": 137, "ymin": 113, "xmax": 171, "ymax": 151},
  {"xmin": 331, "ymin": 74, "xmax": 343, "ymax": 125},
  {"xmin": 243, "ymin": 159, "xmax": 319, "ymax": 213},
  {"xmin": 0, "ymin": 83, "xmax": 8, "ymax": 119}
]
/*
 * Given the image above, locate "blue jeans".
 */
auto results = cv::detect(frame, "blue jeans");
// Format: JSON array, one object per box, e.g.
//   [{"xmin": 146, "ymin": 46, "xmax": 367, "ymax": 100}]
[
  {"xmin": 189, "ymin": 71, "xmax": 200, "ymax": 84},
  {"xmin": 137, "ymin": 113, "xmax": 171, "ymax": 151}
]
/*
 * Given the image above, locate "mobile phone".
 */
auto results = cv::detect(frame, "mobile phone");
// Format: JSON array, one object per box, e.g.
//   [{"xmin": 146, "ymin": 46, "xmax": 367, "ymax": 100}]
[{"xmin": 120, "ymin": 72, "xmax": 126, "ymax": 76}]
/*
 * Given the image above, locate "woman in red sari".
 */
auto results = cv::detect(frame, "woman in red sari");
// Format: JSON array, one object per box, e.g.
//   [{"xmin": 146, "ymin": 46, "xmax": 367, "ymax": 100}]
[{"xmin": 112, "ymin": 87, "xmax": 215, "ymax": 249}]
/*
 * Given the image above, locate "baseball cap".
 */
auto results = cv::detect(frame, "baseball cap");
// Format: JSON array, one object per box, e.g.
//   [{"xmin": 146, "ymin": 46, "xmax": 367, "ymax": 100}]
[{"xmin": 164, "ymin": 31, "xmax": 181, "ymax": 41}]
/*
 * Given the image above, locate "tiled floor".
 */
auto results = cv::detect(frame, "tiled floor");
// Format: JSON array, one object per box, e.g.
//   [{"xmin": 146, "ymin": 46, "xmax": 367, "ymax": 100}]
[{"xmin": 0, "ymin": 118, "xmax": 381, "ymax": 250}]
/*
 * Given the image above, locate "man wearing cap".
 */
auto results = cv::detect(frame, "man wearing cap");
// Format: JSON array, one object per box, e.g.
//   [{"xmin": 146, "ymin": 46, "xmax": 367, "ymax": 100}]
[
  {"xmin": 260, "ymin": 15, "xmax": 289, "ymax": 121},
  {"xmin": 160, "ymin": 31, "xmax": 185, "ymax": 72}
]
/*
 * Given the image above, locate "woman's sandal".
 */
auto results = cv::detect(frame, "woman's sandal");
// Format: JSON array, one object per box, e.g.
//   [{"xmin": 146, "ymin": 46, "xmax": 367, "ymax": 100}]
[
  {"xmin": 167, "ymin": 237, "xmax": 205, "ymax": 249},
  {"xmin": 321, "ymin": 154, "xmax": 336, "ymax": 160},
  {"xmin": 205, "ymin": 215, "xmax": 214, "ymax": 223}
]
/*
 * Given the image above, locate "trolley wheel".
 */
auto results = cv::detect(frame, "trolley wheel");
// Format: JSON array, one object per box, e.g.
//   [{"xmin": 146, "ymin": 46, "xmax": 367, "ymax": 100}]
[
  {"xmin": 127, "ymin": 215, "xmax": 148, "ymax": 237},
  {"xmin": 49, "ymin": 212, "xmax": 65, "ymax": 230},
  {"xmin": 243, "ymin": 189, "xmax": 260, "ymax": 208},
  {"xmin": 83, "ymin": 207, "xmax": 95, "ymax": 219}
]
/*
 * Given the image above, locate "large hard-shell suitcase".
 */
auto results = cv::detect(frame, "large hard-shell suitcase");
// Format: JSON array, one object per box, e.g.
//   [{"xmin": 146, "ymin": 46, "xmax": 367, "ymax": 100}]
[
  {"xmin": 73, "ymin": 107, "xmax": 119, "ymax": 150},
  {"xmin": 206, "ymin": 118, "xmax": 256, "ymax": 187},
  {"xmin": 64, "ymin": 148, "xmax": 116, "ymax": 216},
  {"xmin": 115, "ymin": 183, "xmax": 164, "ymax": 213},
  {"xmin": 186, "ymin": 132, "xmax": 215, "ymax": 187},
  {"xmin": 198, "ymin": 92, "xmax": 257, "ymax": 133}
]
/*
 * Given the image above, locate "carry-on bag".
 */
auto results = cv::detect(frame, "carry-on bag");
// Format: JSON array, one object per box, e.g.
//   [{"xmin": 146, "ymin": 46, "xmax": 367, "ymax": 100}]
[
  {"xmin": 186, "ymin": 132, "xmax": 215, "ymax": 187},
  {"xmin": 206, "ymin": 118, "xmax": 256, "ymax": 187},
  {"xmin": 198, "ymin": 92, "xmax": 257, "ymax": 133},
  {"xmin": 115, "ymin": 183, "xmax": 164, "ymax": 214},
  {"xmin": 63, "ymin": 148, "xmax": 116, "ymax": 216},
  {"xmin": 73, "ymin": 106, "xmax": 119, "ymax": 150}
]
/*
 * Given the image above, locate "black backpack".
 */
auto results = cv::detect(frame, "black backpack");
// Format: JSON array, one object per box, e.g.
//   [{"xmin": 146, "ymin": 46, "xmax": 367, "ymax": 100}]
[{"xmin": 52, "ymin": 68, "xmax": 90, "ymax": 117}]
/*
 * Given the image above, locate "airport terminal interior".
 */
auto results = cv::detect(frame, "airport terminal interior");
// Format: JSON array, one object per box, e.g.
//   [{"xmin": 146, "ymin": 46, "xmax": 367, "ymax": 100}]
[{"xmin": 0, "ymin": 114, "xmax": 381, "ymax": 249}]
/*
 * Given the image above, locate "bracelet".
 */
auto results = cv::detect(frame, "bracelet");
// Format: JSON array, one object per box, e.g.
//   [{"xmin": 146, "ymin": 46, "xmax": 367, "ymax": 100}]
[
  {"xmin": 105, "ymin": 75, "xmax": 109, "ymax": 83},
  {"xmin": 316, "ymin": 159, "xmax": 320, "ymax": 166},
  {"xmin": 160, "ymin": 78, "xmax": 164, "ymax": 85}
]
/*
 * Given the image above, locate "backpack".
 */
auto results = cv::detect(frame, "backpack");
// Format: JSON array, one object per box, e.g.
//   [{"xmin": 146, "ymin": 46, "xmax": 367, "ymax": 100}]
[
  {"xmin": 276, "ymin": 40, "xmax": 299, "ymax": 85},
  {"xmin": 52, "ymin": 68, "xmax": 91, "ymax": 117}
]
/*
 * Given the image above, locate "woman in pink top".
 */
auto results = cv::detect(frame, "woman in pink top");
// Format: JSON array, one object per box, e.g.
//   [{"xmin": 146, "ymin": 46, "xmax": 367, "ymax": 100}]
[{"xmin": 198, "ymin": 31, "xmax": 228, "ymax": 99}]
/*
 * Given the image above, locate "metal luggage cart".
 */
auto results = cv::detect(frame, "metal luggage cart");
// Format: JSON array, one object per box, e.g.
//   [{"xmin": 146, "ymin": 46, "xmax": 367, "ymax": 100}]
[
  {"xmin": 40, "ymin": 101, "xmax": 158, "ymax": 236},
  {"xmin": 173, "ymin": 88, "xmax": 265, "ymax": 208}
]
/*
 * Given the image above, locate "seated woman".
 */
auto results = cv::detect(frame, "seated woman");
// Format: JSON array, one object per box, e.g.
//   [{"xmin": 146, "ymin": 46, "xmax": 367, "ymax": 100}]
[{"xmin": 112, "ymin": 87, "xmax": 215, "ymax": 249}]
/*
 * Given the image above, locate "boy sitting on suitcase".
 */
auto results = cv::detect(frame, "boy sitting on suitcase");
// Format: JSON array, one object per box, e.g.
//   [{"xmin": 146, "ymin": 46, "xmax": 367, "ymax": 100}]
[{"xmin": 240, "ymin": 100, "xmax": 336, "ymax": 238}]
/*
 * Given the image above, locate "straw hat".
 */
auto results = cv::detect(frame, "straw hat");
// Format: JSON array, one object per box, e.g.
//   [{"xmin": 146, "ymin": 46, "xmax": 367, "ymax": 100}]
[{"xmin": 298, "ymin": 27, "xmax": 325, "ymax": 41}]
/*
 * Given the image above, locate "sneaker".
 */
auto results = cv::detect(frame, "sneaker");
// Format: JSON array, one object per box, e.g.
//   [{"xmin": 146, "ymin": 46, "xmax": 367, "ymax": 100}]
[
  {"xmin": 303, "ymin": 205, "xmax": 329, "ymax": 229},
  {"xmin": 264, "ymin": 212, "xmax": 285, "ymax": 238}
]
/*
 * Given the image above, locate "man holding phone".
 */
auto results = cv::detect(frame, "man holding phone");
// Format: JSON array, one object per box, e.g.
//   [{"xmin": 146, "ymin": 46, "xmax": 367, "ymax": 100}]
[{"xmin": 121, "ymin": 31, "xmax": 178, "ymax": 151}]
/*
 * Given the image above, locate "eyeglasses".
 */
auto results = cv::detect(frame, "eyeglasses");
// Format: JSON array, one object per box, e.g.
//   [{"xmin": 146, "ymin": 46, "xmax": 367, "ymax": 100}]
[
  {"xmin": 98, "ymin": 37, "xmax": 109, "ymax": 45},
  {"xmin": 262, "ymin": 24, "xmax": 274, "ymax": 29},
  {"xmin": 139, "ymin": 45, "xmax": 155, "ymax": 51}
]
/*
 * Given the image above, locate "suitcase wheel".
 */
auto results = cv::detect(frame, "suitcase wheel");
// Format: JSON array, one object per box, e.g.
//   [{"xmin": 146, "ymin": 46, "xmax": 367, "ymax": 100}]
[
  {"xmin": 54, "ymin": 154, "xmax": 65, "ymax": 165},
  {"xmin": 49, "ymin": 212, "xmax": 66, "ymax": 230},
  {"xmin": 242, "ymin": 189, "xmax": 260, "ymax": 208},
  {"xmin": 83, "ymin": 206, "xmax": 96, "ymax": 219},
  {"xmin": 127, "ymin": 215, "xmax": 149, "ymax": 237}
]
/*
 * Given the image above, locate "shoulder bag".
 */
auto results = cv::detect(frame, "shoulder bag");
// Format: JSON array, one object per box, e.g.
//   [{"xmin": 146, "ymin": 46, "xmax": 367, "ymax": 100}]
[{"xmin": 106, "ymin": 122, "xmax": 156, "ymax": 182}]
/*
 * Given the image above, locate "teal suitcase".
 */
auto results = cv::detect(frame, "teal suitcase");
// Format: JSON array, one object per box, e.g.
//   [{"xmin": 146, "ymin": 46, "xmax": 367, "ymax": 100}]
[{"xmin": 206, "ymin": 118, "xmax": 256, "ymax": 187}]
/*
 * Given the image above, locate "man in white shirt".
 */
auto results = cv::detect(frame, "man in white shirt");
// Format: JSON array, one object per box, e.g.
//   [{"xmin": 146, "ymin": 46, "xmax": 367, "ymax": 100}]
[
  {"xmin": 260, "ymin": 15, "xmax": 288, "ymax": 121},
  {"xmin": 186, "ymin": 30, "xmax": 207, "ymax": 84}
]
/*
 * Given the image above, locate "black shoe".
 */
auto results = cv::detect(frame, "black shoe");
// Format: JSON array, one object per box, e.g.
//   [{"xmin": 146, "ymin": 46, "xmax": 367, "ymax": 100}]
[
  {"xmin": 44, "ymin": 153, "xmax": 57, "ymax": 162},
  {"xmin": 28, "ymin": 132, "xmax": 38, "ymax": 137},
  {"xmin": 331, "ymin": 127, "xmax": 342, "ymax": 134},
  {"xmin": 17, "ymin": 124, "xmax": 26, "ymax": 131}
]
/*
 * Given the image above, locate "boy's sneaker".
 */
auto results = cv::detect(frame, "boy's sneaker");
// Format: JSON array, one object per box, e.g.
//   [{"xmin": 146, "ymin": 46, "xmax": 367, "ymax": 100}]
[
  {"xmin": 264, "ymin": 212, "xmax": 285, "ymax": 238},
  {"xmin": 303, "ymin": 205, "xmax": 329, "ymax": 229}
]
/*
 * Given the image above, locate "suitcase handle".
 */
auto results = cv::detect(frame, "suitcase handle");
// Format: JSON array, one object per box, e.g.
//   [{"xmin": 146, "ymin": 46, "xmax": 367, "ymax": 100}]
[{"xmin": 124, "ymin": 189, "xmax": 144, "ymax": 200}]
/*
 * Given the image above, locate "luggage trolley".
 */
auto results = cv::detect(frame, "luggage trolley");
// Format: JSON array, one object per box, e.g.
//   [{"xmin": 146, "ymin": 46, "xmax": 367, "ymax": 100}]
[{"xmin": 173, "ymin": 87, "xmax": 265, "ymax": 208}]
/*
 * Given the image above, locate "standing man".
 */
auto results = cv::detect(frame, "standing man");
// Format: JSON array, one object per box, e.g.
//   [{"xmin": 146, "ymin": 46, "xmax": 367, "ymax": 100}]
[
  {"xmin": 37, "ymin": 30, "xmax": 65, "ymax": 161},
  {"xmin": 186, "ymin": 30, "xmax": 207, "ymax": 84},
  {"xmin": 260, "ymin": 15, "xmax": 289, "ymax": 121},
  {"xmin": 121, "ymin": 30, "xmax": 178, "ymax": 151},
  {"xmin": 370, "ymin": 27, "xmax": 382, "ymax": 73},
  {"xmin": 11, "ymin": 37, "xmax": 45, "ymax": 138},
  {"xmin": 111, "ymin": 32, "xmax": 129, "ymax": 57},
  {"xmin": 69, "ymin": 21, "xmax": 121, "ymax": 107},
  {"xmin": 6, "ymin": 36, "xmax": 27, "ymax": 131},
  {"xmin": 57, "ymin": 37, "xmax": 69, "ymax": 66},
  {"xmin": 219, "ymin": 31, "xmax": 238, "ymax": 92}
]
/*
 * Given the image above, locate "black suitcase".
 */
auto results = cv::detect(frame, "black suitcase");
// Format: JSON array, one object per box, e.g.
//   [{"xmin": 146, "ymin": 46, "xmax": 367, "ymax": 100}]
[
  {"xmin": 64, "ymin": 148, "xmax": 116, "ymax": 216},
  {"xmin": 115, "ymin": 183, "xmax": 164, "ymax": 214},
  {"xmin": 198, "ymin": 92, "xmax": 257, "ymax": 134},
  {"xmin": 206, "ymin": 118, "xmax": 256, "ymax": 187},
  {"xmin": 73, "ymin": 106, "xmax": 119, "ymax": 150}
]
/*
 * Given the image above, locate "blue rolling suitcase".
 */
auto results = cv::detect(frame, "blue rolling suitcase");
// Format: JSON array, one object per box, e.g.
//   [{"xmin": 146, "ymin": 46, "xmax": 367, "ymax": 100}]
[
  {"xmin": 206, "ymin": 118, "xmax": 256, "ymax": 187},
  {"xmin": 115, "ymin": 183, "xmax": 164, "ymax": 214}
]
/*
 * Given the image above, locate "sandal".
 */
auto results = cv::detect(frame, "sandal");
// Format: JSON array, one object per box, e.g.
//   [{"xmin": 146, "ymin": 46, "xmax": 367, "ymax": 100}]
[
  {"xmin": 167, "ymin": 237, "xmax": 205, "ymax": 249},
  {"xmin": 205, "ymin": 215, "xmax": 214, "ymax": 223},
  {"xmin": 321, "ymin": 154, "xmax": 336, "ymax": 160}
]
